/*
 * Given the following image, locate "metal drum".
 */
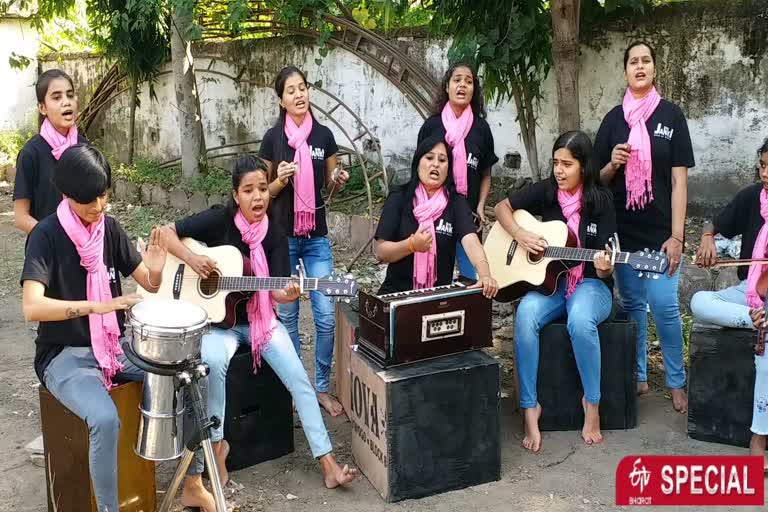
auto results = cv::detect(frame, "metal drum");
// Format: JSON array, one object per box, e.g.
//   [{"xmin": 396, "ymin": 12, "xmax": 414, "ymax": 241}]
[
  {"xmin": 128, "ymin": 298, "xmax": 208, "ymax": 365},
  {"xmin": 136, "ymin": 373, "xmax": 185, "ymax": 460}
]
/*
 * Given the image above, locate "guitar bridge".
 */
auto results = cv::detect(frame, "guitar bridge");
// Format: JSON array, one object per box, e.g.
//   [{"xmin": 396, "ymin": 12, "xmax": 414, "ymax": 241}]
[
  {"xmin": 172, "ymin": 264, "xmax": 185, "ymax": 300},
  {"xmin": 506, "ymin": 240, "xmax": 517, "ymax": 266}
]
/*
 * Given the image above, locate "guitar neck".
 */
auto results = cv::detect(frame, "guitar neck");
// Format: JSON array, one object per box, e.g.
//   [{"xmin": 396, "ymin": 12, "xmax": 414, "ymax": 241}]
[
  {"xmin": 543, "ymin": 246, "xmax": 630, "ymax": 264},
  {"xmin": 216, "ymin": 276, "xmax": 325, "ymax": 292}
]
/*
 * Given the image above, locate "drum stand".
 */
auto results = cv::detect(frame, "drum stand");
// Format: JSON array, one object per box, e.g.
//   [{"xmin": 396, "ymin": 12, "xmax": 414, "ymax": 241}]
[{"xmin": 157, "ymin": 360, "xmax": 228, "ymax": 512}]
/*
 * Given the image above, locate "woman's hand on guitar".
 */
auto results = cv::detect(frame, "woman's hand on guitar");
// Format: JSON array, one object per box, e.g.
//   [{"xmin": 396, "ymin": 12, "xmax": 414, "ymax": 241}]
[
  {"xmin": 411, "ymin": 227, "xmax": 433, "ymax": 253},
  {"xmin": 189, "ymin": 254, "xmax": 217, "ymax": 279},
  {"xmin": 470, "ymin": 274, "xmax": 498, "ymax": 299},
  {"xmin": 282, "ymin": 281, "xmax": 301, "ymax": 302},
  {"xmin": 593, "ymin": 245, "xmax": 614, "ymax": 273},
  {"xmin": 515, "ymin": 228, "xmax": 547, "ymax": 255},
  {"xmin": 695, "ymin": 235, "xmax": 717, "ymax": 268},
  {"xmin": 750, "ymin": 308, "xmax": 767, "ymax": 330},
  {"xmin": 661, "ymin": 237, "xmax": 683, "ymax": 276}
]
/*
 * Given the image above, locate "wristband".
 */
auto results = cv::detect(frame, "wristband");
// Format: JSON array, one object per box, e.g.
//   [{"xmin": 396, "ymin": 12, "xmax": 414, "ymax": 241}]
[
  {"xmin": 408, "ymin": 235, "xmax": 416, "ymax": 254},
  {"xmin": 146, "ymin": 272, "xmax": 160, "ymax": 289},
  {"xmin": 672, "ymin": 235, "xmax": 684, "ymax": 244},
  {"xmin": 702, "ymin": 233, "xmax": 714, "ymax": 238}
]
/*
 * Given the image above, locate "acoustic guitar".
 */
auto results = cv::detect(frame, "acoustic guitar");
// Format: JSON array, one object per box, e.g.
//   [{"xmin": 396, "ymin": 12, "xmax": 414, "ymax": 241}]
[
  {"xmin": 483, "ymin": 209, "xmax": 668, "ymax": 302},
  {"xmin": 136, "ymin": 238, "xmax": 357, "ymax": 328}
]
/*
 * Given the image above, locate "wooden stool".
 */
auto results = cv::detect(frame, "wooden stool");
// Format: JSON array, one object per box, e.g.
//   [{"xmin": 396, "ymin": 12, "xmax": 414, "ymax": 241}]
[{"xmin": 39, "ymin": 381, "xmax": 156, "ymax": 512}]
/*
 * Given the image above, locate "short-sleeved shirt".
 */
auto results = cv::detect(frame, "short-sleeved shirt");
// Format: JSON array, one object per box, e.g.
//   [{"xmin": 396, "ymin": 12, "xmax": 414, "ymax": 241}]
[
  {"xmin": 714, "ymin": 183, "xmax": 764, "ymax": 281},
  {"xmin": 508, "ymin": 179, "xmax": 617, "ymax": 290},
  {"xmin": 375, "ymin": 189, "xmax": 477, "ymax": 294},
  {"xmin": 594, "ymin": 99, "xmax": 695, "ymax": 251},
  {"xmin": 13, "ymin": 134, "xmax": 90, "ymax": 222},
  {"xmin": 259, "ymin": 120, "xmax": 338, "ymax": 238},
  {"xmin": 417, "ymin": 112, "xmax": 498, "ymax": 214},
  {"xmin": 21, "ymin": 215, "xmax": 142, "ymax": 382},
  {"xmin": 175, "ymin": 206, "xmax": 290, "ymax": 323}
]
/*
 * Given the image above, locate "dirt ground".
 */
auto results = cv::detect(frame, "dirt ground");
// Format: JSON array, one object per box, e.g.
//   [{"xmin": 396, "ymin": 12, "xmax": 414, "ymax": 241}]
[{"xmin": 0, "ymin": 184, "xmax": 762, "ymax": 512}]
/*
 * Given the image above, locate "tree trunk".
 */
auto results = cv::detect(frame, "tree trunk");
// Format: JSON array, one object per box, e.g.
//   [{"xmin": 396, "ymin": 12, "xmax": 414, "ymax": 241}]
[
  {"xmin": 512, "ymin": 79, "xmax": 541, "ymax": 181},
  {"xmin": 170, "ymin": 9, "xmax": 206, "ymax": 179},
  {"xmin": 127, "ymin": 76, "xmax": 137, "ymax": 164},
  {"xmin": 551, "ymin": 0, "xmax": 581, "ymax": 132}
]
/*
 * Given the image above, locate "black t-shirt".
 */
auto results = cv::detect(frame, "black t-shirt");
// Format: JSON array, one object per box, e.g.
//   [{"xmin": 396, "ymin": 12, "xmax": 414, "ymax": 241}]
[
  {"xmin": 21, "ymin": 215, "xmax": 142, "ymax": 382},
  {"xmin": 375, "ymin": 189, "xmax": 477, "ymax": 294},
  {"xmin": 259, "ymin": 120, "xmax": 339, "ymax": 238},
  {"xmin": 508, "ymin": 179, "xmax": 617, "ymax": 290},
  {"xmin": 594, "ymin": 99, "xmax": 695, "ymax": 251},
  {"xmin": 175, "ymin": 206, "xmax": 290, "ymax": 323},
  {"xmin": 13, "ymin": 134, "xmax": 90, "ymax": 222},
  {"xmin": 417, "ymin": 113, "xmax": 499, "ymax": 213},
  {"xmin": 714, "ymin": 183, "xmax": 764, "ymax": 281}
]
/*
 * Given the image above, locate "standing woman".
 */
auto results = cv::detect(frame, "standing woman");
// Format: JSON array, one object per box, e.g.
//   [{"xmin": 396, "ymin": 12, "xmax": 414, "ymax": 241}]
[
  {"xmin": 14, "ymin": 69, "xmax": 88, "ymax": 235},
  {"xmin": 594, "ymin": 41, "xmax": 695, "ymax": 413},
  {"xmin": 259, "ymin": 66, "xmax": 350, "ymax": 416},
  {"xmin": 417, "ymin": 62, "xmax": 498, "ymax": 280}
]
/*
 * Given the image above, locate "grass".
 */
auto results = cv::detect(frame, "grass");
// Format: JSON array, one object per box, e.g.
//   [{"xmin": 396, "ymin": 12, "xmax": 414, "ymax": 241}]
[{"xmin": 114, "ymin": 159, "xmax": 231, "ymax": 197}]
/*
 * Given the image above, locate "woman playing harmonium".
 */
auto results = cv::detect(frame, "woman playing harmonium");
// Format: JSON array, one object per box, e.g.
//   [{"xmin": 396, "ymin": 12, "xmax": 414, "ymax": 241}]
[{"xmin": 374, "ymin": 134, "xmax": 498, "ymax": 299}]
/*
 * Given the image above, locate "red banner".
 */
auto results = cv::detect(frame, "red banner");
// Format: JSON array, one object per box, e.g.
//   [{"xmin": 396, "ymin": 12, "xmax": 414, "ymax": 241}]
[{"xmin": 616, "ymin": 456, "xmax": 764, "ymax": 506}]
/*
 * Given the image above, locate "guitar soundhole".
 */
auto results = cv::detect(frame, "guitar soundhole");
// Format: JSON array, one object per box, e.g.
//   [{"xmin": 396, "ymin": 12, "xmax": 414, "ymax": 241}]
[
  {"xmin": 199, "ymin": 270, "xmax": 221, "ymax": 298},
  {"xmin": 526, "ymin": 251, "xmax": 544, "ymax": 264}
]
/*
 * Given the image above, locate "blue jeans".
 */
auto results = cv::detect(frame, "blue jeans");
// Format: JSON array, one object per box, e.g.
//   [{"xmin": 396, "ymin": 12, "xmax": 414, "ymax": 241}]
[
  {"xmin": 44, "ymin": 345, "xmax": 205, "ymax": 512},
  {"xmin": 514, "ymin": 278, "xmax": 613, "ymax": 409},
  {"xmin": 201, "ymin": 322, "xmax": 333, "ymax": 458},
  {"xmin": 456, "ymin": 240, "xmax": 475, "ymax": 280},
  {"xmin": 614, "ymin": 264, "xmax": 686, "ymax": 389},
  {"xmin": 690, "ymin": 280, "xmax": 752, "ymax": 329},
  {"xmin": 278, "ymin": 236, "xmax": 336, "ymax": 393}
]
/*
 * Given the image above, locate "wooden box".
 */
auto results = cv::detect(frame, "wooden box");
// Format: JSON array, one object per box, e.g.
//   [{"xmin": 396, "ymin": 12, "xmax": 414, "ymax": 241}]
[
  {"xmin": 335, "ymin": 301, "xmax": 359, "ymax": 416},
  {"xmin": 688, "ymin": 322, "xmax": 756, "ymax": 448},
  {"xmin": 349, "ymin": 349, "xmax": 500, "ymax": 502},
  {"xmin": 224, "ymin": 345, "xmax": 294, "ymax": 470},
  {"xmin": 39, "ymin": 381, "xmax": 156, "ymax": 512},
  {"xmin": 537, "ymin": 319, "xmax": 638, "ymax": 431}
]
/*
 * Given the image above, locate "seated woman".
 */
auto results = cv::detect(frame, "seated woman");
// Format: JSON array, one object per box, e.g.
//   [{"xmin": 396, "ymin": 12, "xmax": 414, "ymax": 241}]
[
  {"xmin": 494, "ymin": 131, "xmax": 616, "ymax": 453},
  {"xmin": 374, "ymin": 134, "xmax": 498, "ymax": 298},
  {"xmin": 692, "ymin": 139, "xmax": 768, "ymax": 469},
  {"xmin": 160, "ymin": 155, "xmax": 356, "ymax": 489},
  {"xmin": 21, "ymin": 145, "xmax": 215, "ymax": 511}
]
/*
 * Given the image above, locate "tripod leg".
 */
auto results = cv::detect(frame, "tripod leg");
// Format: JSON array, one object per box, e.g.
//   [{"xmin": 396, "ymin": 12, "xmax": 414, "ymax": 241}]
[
  {"xmin": 202, "ymin": 438, "xmax": 228, "ymax": 512},
  {"xmin": 158, "ymin": 448, "xmax": 196, "ymax": 512}
]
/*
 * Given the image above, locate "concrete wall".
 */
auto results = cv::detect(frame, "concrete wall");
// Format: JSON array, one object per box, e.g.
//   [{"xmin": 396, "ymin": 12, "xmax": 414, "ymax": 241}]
[
  {"xmin": 39, "ymin": 1, "xmax": 768, "ymax": 209},
  {"xmin": 0, "ymin": 16, "xmax": 38, "ymax": 133}
]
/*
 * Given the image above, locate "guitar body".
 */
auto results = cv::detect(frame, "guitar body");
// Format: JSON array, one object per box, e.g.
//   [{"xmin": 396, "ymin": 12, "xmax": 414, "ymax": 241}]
[
  {"xmin": 137, "ymin": 238, "xmax": 247, "ymax": 325},
  {"xmin": 484, "ymin": 210, "xmax": 577, "ymax": 302}
]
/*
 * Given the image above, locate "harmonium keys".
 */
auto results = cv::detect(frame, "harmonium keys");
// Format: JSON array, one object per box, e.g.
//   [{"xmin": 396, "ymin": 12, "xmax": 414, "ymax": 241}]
[{"xmin": 357, "ymin": 284, "xmax": 492, "ymax": 368}]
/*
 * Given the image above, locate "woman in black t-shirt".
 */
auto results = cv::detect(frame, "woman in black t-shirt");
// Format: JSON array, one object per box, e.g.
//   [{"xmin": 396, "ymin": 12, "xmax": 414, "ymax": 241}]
[
  {"xmin": 594, "ymin": 41, "xmax": 695, "ymax": 413},
  {"xmin": 161, "ymin": 156, "xmax": 357, "ymax": 490},
  {"xmin": 417, "ymin": 62, "xmax": 498, "ymax": 280},
  {"xmin": 259, "ymin": 66, "xmax": 349, "ymax": 416},
  {"xmin": 375, "ymin": 134, "xmax": 498, "ymax": 298},
  {"xmin": 495, "ymin": 131, "xmax": 616, "ymax": 453}
]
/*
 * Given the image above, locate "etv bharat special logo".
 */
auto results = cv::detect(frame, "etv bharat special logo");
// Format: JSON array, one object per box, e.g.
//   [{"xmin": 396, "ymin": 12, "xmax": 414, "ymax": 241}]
[{"xmin": 616, "ymin": 456, "xmax": 764, "ymax": 506}]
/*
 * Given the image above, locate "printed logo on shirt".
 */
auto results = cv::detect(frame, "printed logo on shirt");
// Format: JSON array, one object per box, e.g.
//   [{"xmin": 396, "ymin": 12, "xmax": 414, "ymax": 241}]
[
  {"xmin": 467, "ymin": 153, "xmax": 479, "ymax": 171},
  {"xmin": 653, "ymin": 123, "xmax": 674, "ymax": 141},
  {"xmin": 586, "ymin": 222, "xmax": 598, "ymax": 237},
  {"xmin": 435, "ymin": 218, "xmax": 454, "ymax": 236},
  {"xmin": 310, "ymin": 146, "xmax": 325, "ymax": 160},
  {"xmin": 108, "ymin": 267, "xmax": 117, "ymax": 284}
]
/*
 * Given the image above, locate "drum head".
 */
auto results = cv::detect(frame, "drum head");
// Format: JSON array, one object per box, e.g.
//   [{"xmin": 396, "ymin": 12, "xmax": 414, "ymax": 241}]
[{"xmin": 130, "ymin": 298, "xmax": 208, "ymax": 329}]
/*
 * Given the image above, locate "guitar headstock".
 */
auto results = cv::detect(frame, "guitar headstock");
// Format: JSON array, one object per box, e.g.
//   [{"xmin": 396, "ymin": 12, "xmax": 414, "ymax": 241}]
[
  {"xmin": 318, "ymin": 272, "xmax": 358, "ymax": 303},
  {"xmin": 628, "ymin": 248, "xmax": 668, "ymax": 279}
]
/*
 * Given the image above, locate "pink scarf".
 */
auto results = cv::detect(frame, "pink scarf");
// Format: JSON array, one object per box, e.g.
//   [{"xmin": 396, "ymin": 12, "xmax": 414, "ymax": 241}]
[
  {"xmin": 40, "ymin": 118, "xmax": 78, "ymax": 160},
  {"xmin": 285, "ymin": 114, "xmax": 315, "ymax": 237},
  {"xmin": 412, "ymin": 184, "xmax": 449, "ymax": 289},
  {"xmin": 623, "ymin": 86, "xmax": 661, "ymax": 210},
  {"xmin": 234, "ymin": 211, "xmax": 277, "ymax": 369},
  {"xmin": 441, "ymin": 104, "xmax": 474, "ymax": 196},
  {"xmin": 746, "ymin": 189, "xmax": 768, "ymax": 309},
  {"xmin": 56, "ymin": 200, "xmax": 122, "ymax": 389},
  {"xmin": 557, "ymin": 186, "xmax": 584, "ymax": 298}
]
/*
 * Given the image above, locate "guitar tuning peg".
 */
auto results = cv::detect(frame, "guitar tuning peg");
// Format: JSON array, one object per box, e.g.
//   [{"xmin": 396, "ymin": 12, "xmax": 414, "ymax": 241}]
[
  {"xmin": 638, "ymin": 272, "xmax": 644, "ymax": 278},
  {"xmin": 652, "ymin": 275, "xmax": 660, "ymax": 280}
]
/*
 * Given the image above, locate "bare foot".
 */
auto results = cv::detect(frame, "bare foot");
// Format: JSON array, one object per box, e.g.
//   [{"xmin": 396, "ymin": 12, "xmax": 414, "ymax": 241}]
[
  {"xmin": 319, "ymin": 453, "xmax": 358, "ymax": 488},
  {"xmin": 213, "ymin": 440, "xmax": 230, "ymax": 488},
  {"xmin": 581, "ymin": 397, "xmax": 603, "ymax": 446},
  {"xmin": 318, "ymin": 392, "xmax": 344, "ymax": 417},
  {"xmin": 670, "ymin": 388, "xmax": 687, "ymax": 414},
  {"xmin": 637, "ymin": 382, "xmax": 649, "ymax": 396},
  {"xmin": 749, "ymin": 434, "xmax": 767, "ymax": 472},
  {"xmin": 522, "ymin": 403, "xmax": 542, "ymax": 453},
  {"xmin": 181, "ymin": 475, "xmax": 216, "ymax": 512}
]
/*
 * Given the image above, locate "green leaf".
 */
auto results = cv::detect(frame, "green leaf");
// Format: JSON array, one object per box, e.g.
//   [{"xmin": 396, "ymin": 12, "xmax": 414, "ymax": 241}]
[
  {"xmin": 315, "ymin": 57, "xmax": 323, "ymax": 65},
  {"xmin": 605, "ymin": 0, "xmax": 619, "ymax": 12},
  {"xmin": 319, "ymin": 46, "xmax": 328, "ymax": 57}
]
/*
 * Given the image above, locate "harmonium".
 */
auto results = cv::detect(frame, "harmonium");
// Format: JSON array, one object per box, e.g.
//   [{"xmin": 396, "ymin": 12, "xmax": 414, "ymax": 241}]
[{"xmin": 357, "ymin": 283, "xmax": 492, "ymax": 367}]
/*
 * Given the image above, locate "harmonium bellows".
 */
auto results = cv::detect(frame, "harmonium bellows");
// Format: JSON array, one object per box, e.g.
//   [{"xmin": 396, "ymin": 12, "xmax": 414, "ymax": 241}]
[{"xmin": 357, "ymin": 283, "xmax": 492, "ymax": 367}]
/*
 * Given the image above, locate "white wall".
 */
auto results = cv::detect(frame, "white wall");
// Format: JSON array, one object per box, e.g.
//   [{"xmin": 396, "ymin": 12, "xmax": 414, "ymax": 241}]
[{"xmin": 0, "ymin": 16, "xmax": 38, "ymax": 133}]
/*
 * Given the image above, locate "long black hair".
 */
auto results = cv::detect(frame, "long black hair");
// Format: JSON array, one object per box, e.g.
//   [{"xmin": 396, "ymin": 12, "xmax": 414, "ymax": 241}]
[
  {"xmin": 270, "ymin": 66, "xmax": 315, "ymax": 177},
  {"xmin": 548, "ymin": 131, "xmax": 611, "ymax": 214},
  {"xmin": 399, "ymin": 134, "xmax": 455, "ymax": 208},
  {"xmin": 54, "ymin": 144, "xmax": 111, "ymax": 204},
  {"xmin": 227, "ymin": 154, "xmax": 269, "ymax": 214},
  {"xmin": 431, "ymin": 62, "xmax": 487, "ymax": 118}
]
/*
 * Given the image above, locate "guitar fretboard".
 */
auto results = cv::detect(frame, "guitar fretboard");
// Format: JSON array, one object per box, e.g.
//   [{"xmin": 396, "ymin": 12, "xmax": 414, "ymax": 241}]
[
  {"xmin": 214, "ymin": 276, "xmax": 344, "ymax": 292},
  {"xmin": 543, "ymin": 246, "xmax": 630, "ymax": 264}
]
